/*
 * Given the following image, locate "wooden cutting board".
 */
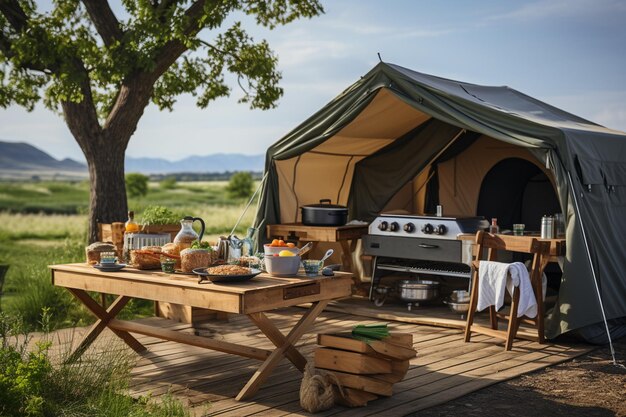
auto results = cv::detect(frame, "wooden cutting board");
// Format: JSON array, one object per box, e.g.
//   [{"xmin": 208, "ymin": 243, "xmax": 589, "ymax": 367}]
[
  {"xmin": 369, "ymin": 359, "xmax": 410, "ymax": 383},
  {"xmin": 315, "ymin": 348, "xmax": 392, "ymax": 374},
  {"xmin": 317, "ymin": 333, "xmax": 416, "ymax": 360}
]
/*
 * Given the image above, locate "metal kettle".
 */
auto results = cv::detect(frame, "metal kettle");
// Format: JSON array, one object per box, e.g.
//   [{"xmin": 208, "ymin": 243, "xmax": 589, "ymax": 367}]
[{"xmin": 216, "ymin": 236, "xmax": 230, "ymax": 262}]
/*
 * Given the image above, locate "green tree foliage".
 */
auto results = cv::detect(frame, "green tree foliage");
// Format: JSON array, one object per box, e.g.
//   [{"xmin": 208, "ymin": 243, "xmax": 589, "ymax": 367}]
[
  {"xmin": 226, "ymin": 171, "xmax": 254, "ymax": 199},
  {"xmin": 0, "ymin": 0, "xmax": 324, "ymax": 241},
  {"xmin": 125, "ymin": 173, "xmax": 148, "ymax": 198}
]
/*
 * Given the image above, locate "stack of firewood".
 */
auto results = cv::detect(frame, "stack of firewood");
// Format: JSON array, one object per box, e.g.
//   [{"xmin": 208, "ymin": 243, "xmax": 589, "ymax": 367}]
[{"xmin": 314, "ymin": 332, "xmax": 417, "ymax": 406}]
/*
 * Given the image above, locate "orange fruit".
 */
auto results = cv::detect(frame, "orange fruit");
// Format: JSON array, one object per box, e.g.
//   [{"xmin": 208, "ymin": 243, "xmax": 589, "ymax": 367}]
[
  {"xmin": 286, "ymin": 242, "xmax": 296, "ymax": 248},
  {"xmin": 278, "ymin": 239, "xmax": 285, "ymax": 246},
  {"xmin": 271, "ymin": 239, "xmax": 279, "ymax": 246}
]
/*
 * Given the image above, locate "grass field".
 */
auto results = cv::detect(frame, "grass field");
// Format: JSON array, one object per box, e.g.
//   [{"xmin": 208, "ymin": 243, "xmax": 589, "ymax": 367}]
[{"xmin": 0, "ymin": 180, "xmax": 259, "ymax": 329}]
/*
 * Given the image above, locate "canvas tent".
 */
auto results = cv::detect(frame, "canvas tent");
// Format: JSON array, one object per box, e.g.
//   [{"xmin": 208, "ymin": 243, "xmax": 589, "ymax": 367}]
[{"xmin": 253, "ymin": 62, "xmax": 626, "ymax": 340}]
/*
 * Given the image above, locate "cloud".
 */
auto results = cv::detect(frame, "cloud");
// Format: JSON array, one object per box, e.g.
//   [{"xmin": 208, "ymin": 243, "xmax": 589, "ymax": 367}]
[
  {"xmin": 273, "ymin": 38, "xmax": 350, "ymax": 68},
  {"xmin": 486, "ymin": 0, "xmax": 626, "ymax": 21}
]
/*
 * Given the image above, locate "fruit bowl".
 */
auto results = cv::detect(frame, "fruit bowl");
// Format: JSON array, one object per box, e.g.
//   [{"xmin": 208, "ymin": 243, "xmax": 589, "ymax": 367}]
[
  {"xmin": 264, "ymin": 254, "xmax": 301, "ymax": 277},
  {"xmin": 263, "ymin": 244, "xmax": 299, "ymax": 256}
]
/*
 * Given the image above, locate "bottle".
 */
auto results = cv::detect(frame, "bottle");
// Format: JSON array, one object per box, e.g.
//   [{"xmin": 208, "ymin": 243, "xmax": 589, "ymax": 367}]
[
  {"xmin": 541, "ymin": 215, "xmax": 554, "ymax": 239},
  {"xmin": 125, "ymin": 210, "xmax": 139, "ymax": 233},
  {"xmin": 489, "ymin": 218, "xmax": 499, "ymax": 234}
]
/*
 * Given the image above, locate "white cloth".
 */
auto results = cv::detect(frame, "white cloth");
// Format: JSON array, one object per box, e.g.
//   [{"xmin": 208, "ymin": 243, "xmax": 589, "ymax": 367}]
[{"xmin": 476, "ymin": 261, "xmax": 538, "ymax": 318}]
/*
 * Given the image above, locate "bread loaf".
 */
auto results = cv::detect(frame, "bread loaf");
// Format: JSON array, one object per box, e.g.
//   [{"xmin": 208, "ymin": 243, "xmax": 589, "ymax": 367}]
[
  {"xmin": 180, "ymin": 248, "xmax": 210, "ymax": 273},
  {"xmin": 85, "ymin": 242, "xmax": 117, "ymax": 265},
  {"xmin": 130, "ymin": 245, "xmax": 162, "ymax": 270}
]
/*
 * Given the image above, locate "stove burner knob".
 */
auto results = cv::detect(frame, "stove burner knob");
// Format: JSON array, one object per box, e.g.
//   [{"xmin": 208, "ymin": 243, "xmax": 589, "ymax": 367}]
[
  {"xmin": 403, "ymin": 222, "xmax": 416, "ymax": 233},
  {"xmin": 434, "ymin": 224, "xmax": 448, "ymax": 235},
  {"xmin": 378, "ymin": 221, "xmax": 389, "ymax": 231},
  {"xmin": 390, "ymin": 222, "xmax": 400, "ymax": 232},
  {"xmin": 422, "ymin": 223, "xmax": 434, "ymax": 234}
]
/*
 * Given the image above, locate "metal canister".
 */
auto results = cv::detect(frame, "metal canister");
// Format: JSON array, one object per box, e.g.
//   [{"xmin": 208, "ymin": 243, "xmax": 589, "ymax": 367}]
[{"xmin": 541, "ymin": 215, "xmax": 554, "ymax": 239}]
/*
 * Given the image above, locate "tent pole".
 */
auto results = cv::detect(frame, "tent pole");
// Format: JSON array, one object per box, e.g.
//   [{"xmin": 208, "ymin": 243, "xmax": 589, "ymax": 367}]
[{"xmin": 566, "ymin": 171, "xmax": 618, "ymax": 366}]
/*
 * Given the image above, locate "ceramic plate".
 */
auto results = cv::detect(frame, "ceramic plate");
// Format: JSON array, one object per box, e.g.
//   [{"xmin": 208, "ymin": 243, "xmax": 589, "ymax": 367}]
[
  {"xmin": 93, "ymin": 263, "xmax": 127, "ymax": 272},
  {"xmin": 193, "ymin": 268, "xmax": 262, "ymax": 283}
]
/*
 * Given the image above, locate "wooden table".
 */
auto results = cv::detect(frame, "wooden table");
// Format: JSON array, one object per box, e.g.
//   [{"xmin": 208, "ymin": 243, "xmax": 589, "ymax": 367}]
[
  {"xmin": 458, "ymin": 233, "xmax": 566, "ymax": 268},
  {"xmin": 50, "ymin": 263, "xmax": 352, "ymax": 401},
  {"xmin": 266, "ymin": 223, "xmax": 369, "ymax": 272}
]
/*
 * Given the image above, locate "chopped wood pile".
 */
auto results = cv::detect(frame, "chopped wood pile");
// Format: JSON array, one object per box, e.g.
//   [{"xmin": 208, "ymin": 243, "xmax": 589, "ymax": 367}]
[{"xmin": 314, "ymin": 332, "xmax": 417, "ymax": 406}]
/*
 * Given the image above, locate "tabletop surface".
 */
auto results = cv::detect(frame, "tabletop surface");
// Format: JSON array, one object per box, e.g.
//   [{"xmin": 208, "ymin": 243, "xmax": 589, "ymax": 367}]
[{"xmin": 50, "ymin": 263, "xmax": 352, "ymax": 295}]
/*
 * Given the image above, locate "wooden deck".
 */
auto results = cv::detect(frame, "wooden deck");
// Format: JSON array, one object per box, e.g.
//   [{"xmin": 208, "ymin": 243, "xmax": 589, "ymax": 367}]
[{"xmin": 44, "ymin": 301, "xmax": 594, "ymax": 416}]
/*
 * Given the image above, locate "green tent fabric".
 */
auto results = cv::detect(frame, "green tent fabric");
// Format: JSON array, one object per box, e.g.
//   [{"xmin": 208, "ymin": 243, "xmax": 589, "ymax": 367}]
[{"xmin": 254, "ymin": 62, "xmax": 626, "ymax": 340}]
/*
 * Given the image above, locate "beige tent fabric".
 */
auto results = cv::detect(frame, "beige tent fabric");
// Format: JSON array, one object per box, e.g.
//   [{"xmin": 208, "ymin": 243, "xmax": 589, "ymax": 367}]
[
  {"xmin": 437, "ymin": 136, "xmax": 555, "ymax": 216},
  {"xmin": 276, "ymin": 89, "xmax": 431, "ymax": 223}
]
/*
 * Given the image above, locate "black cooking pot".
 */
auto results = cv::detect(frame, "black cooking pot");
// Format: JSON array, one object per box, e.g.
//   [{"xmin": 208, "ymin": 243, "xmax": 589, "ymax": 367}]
[{"xmin": 301, "ymin": 199, "xmax": 348, "ymax": 226}]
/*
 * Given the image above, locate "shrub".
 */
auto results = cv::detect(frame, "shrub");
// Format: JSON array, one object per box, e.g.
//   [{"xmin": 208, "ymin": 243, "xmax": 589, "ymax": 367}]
[
  {"xmin": 125, "ymin": 173, "xmax": 149, "ymax": 198},
  {"xmin": 159, "ymin": 176, "xmax": 177, "ymax": 190},
  {"xmin": 226, "ymin": 172, "xmax": 254, "ymax": 199}
]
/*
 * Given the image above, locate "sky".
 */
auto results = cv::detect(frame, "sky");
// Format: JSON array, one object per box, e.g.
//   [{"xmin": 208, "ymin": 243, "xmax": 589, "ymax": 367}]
[{"xmin": 1, "ymin": 0, "xmax": 625, "ymax": 162}]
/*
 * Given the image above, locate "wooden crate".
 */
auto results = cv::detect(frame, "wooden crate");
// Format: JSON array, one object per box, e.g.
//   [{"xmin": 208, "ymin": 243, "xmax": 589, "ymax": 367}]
[{"xmin": 97, "ymin": 222, "xmax": 125, "ymax": 255}]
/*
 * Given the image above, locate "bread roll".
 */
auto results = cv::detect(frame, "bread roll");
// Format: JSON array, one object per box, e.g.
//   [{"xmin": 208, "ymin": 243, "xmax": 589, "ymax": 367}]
[{"xmin": 161, "ymin": 243, "xmax": 181, "ymax": 269}]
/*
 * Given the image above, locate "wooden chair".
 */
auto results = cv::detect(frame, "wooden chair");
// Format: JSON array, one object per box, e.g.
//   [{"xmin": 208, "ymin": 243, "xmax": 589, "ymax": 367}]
[{"xmin": 464, "ymin": 231, "xmax": 551, "ymax": 351}]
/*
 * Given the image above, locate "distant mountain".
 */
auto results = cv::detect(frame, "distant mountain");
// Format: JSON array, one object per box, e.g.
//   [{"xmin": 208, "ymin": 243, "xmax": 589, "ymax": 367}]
[
  {"xmin": 125, "ymin": 153, "xmax": 265, "ymax": 174},
  {"xmin": 0, "ymin": 140, "xmax": 265, "ymax": 178},
  {"xmin": 0, "ymin": 140, "xmax": 86, "ymax": 178}
]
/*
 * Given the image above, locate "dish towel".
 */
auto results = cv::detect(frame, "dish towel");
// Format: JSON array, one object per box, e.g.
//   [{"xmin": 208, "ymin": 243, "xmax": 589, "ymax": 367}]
[{"xmin": 476, "ymin": 261, "xmax": 538, "ymax": 318}]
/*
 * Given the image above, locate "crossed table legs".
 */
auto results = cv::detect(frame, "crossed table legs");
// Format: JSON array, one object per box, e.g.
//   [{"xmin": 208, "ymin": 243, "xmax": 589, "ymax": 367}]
[{"xmin": 65, "ymin": 288, "xmax": 328, "ymax": 401}]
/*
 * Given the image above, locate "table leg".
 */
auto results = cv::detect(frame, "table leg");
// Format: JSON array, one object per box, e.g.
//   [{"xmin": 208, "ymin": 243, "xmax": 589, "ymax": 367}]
[
  {"xmin": 236, "ymin": 299, "xmax": 330, "ymax": 401},
  {"xmin": 66, "ymin": 288, "xmax": 145, "ymax": 362},
  {"xmin": 247, "ymin": 312, "xmax": 307, "ymax": 371},
  {"xmin": 339, "ymin": 240, "xmax": 352, "ymax": 271}
]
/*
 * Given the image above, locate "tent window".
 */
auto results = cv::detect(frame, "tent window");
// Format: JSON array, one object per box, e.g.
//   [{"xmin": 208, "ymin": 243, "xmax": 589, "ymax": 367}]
[
  {"xmin": 602, "ymin": 161, "xmax": 626, "ymax": 187},
  {"xmin": 575, "ymin": 155, "xmax": 604, "ymax": 187}
]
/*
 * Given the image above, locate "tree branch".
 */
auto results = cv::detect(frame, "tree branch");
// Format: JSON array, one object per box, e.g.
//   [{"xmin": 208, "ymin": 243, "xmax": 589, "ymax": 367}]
[
  {"xmin": 80, "ymin": 0, "xmax": 123, "ymax": 47},
  {"xmin": 103, "ymin": 0, "xmax": 211, "ymax": 135},
  {"xmin": 0, "ymin": 0, "xmax": 28, "ymax": 32}
]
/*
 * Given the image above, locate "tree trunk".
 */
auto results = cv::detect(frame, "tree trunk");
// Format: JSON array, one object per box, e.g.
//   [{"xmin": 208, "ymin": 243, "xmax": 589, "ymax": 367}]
[{"xmin": 85, "ymin": 142, "xmax": 128, "ymax": 243}]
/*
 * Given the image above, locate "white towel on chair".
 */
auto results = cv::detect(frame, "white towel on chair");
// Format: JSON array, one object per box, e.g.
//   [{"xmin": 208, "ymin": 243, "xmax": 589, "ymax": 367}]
[
  {"xmin": 507, "ymin": 262, "xmax": 538, "ymax": 318},
  {"xmin": 476, "ymin": 261, "xmax": 538, "ymax": 318},
  {"xmin": 477, "ymin": 261, "xmax": 510, "ymax": 313}
]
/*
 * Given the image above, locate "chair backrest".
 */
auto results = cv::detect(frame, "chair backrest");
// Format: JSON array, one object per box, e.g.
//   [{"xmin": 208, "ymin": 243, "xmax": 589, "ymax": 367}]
[{"xmin": 472, "ymin": 231, "xmax": 551, "ymax": 288}]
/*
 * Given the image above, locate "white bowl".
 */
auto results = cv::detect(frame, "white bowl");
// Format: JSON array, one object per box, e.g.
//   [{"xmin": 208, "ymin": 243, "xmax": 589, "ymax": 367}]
[
  {"xmin": 264, "ymin": 255, "xmax": 301, "ymax": 277},
  {"xmin": 263, "ymin": 244, "xmax": 299, "ymax": 256}
]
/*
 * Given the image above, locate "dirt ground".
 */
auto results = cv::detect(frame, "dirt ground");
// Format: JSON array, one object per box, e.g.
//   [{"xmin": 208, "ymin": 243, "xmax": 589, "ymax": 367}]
[{"xmin": 414, "ymin": 337, "xmax": 626, "ymax": 417}]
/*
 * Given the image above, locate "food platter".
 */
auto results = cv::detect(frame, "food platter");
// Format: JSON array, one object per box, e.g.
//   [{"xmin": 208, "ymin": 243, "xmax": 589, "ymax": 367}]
[
  {"xmin": 93, "ymin": 263, "xmax": 127, "ymax": 272},
  {"xmin": 193, "ymin": 267, "xmax": 262, "ymax": 283}
]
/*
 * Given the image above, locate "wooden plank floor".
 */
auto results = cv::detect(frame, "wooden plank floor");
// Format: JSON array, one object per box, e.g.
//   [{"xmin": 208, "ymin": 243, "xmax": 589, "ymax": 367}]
[{"xmin": 40, "ymin": 303, "xmax": 594, "ymax": 417}]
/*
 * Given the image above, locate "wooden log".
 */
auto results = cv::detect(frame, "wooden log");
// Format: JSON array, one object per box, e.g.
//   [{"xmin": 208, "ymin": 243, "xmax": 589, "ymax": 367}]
[
  {"xmin": 315, "ymin": 348, "xmax": 392, "ymax": 375},
  {"xmin": 325, "ymin": 370, "xmax": 393, "ymax": 396},
  {"xmin": 334, "ymin": 386, "xmax": 378, "ymax": 407}
]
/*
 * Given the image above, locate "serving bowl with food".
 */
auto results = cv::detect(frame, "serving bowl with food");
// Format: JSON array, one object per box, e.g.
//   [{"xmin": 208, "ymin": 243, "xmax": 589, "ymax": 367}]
[{"xmin": 193, "ymin": 264, "xmax": 262, "ymax": 283}]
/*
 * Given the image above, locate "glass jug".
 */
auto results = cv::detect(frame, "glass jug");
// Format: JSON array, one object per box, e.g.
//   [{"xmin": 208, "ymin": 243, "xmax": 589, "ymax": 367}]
[
  {"xmin": 173, "ymin": 216, "xmax": 205, "ymax": 250},
  {"xmin": 241, "ymin": 227, "xmax": 257, "ymax": 257}
]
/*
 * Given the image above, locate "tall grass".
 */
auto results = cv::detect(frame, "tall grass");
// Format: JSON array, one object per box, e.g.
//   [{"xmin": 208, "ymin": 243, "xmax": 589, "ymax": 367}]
[{"xmin": 0, "ymin": 311, "xmax": 191, "ymax": 417}]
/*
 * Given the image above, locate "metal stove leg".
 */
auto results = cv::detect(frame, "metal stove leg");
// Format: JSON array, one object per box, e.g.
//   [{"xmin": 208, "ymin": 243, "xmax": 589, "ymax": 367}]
[{"xmin": 368, "ymin": 256, "xmax": 380, "ymax": 300}]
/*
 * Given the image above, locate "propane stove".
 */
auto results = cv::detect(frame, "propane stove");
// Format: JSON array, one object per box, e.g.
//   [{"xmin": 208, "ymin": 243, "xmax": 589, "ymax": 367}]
[{"xmin": 363, "ymin": 213, "xmax": 488, "ymax": 302}]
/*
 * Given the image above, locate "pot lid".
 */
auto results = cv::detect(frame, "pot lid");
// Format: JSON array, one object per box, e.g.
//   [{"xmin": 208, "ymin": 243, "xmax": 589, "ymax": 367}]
[{"xmin": 301, "ymin": 199, "xmax": 347, "ymax": 209}]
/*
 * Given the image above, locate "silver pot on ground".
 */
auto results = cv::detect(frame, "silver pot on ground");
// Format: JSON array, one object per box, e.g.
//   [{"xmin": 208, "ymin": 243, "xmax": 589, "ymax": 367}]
[{"xmin": 397, "ymin": 279, "xmax": 440, "ymax": 310}]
